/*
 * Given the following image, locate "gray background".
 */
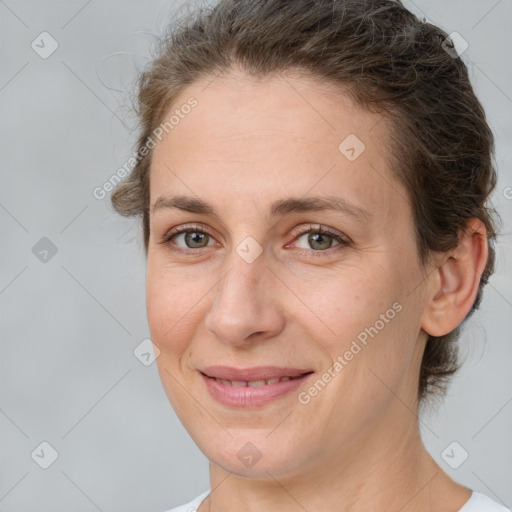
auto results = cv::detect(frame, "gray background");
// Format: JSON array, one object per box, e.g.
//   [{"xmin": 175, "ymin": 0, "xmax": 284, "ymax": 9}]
[{"xmin": 1, "ymin": 0, "xmax": 511, "ymax": 510}]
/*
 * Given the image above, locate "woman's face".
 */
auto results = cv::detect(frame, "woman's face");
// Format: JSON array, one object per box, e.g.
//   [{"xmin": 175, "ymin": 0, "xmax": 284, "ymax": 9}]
[{"xmin": 146, "ymin": 69, "xmax": 432, "ymax": 480}]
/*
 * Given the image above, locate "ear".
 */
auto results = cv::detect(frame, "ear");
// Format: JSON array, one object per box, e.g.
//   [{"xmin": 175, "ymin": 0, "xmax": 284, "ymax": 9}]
[{"xmin": 421, "ymin": 218, "xmax": 489, "ymax": 337}]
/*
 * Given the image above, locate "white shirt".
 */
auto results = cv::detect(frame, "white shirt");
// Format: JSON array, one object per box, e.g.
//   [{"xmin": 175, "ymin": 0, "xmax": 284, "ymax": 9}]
[{"xmin": 163, "ymin": 490, "xmax": 510, "ymax": 512}]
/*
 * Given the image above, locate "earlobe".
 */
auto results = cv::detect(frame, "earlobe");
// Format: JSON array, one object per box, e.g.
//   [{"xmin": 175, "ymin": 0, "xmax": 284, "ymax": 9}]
[{"xmin": 421, "ymin": 219, "xmax": 488, "ymax": 337}]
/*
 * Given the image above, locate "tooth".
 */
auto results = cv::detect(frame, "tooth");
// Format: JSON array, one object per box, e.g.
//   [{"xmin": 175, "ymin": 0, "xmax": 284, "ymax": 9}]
[
  {"xmin": 231, "ymin": 380, "xmax": 248, "ymax": 387},
  {"xmin": 217, "ymin": 378, "xmax": 232, "ymax": 386},
  {"xmin": 279, "ymin": 376, "xmax": 291, "ymax": 382},
  {"xmin": 266, "ymin": 378, "xmax": 280, "ymax": 384},
  {"xmin": 247, "ymin": 380, "xmax": 266, "ymax": 387}
]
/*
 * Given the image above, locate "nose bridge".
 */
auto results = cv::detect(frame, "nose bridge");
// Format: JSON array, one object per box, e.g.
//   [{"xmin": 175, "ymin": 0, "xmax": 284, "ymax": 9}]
[
  {"xmin": 205, "ymin": 243, "xmax": 283, "ymax": 345},
  {"xmin": 215, "ymin": 227, "xmax": 267, "ymax": 308},
  {"xmin": 221, "ymin": 255, "xmax": 262, "ymax": 308}
]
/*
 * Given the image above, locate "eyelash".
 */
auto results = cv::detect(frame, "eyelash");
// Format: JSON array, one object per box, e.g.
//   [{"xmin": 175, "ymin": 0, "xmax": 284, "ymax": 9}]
[{"xmin": 158, "ymin": 223, "xmax": 350, "ymax": 258}]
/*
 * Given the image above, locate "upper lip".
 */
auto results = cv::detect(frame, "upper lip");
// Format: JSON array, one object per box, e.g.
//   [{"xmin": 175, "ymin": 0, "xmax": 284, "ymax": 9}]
[{"xmin": 201, "ymin": 366, "xmax": 313, "ymax": 381}]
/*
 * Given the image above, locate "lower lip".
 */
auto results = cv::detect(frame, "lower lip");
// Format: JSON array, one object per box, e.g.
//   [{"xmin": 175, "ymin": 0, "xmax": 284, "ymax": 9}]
[{"xmin": 201, "ymin": 373, "xmax": 312, "ymax": 408}]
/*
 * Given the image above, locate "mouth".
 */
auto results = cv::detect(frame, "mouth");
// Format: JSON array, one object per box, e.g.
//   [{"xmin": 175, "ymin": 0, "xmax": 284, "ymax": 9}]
[
  {"xmin": 205, "ymin": 375, "xmax": 303, "ymax": 387},
  {"xmin": 200, "ymin": 366, "xmax": 314, "ymax": 407}
]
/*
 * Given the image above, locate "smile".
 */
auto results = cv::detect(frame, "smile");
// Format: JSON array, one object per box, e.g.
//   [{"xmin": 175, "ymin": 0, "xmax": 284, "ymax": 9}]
[
  {"xmin": 200, "ymin": 366, "xmax": 314, "ymax": 407},
  {"xmin": 211, "ymin": 375, "xmax": 299, "ymax": 387}
]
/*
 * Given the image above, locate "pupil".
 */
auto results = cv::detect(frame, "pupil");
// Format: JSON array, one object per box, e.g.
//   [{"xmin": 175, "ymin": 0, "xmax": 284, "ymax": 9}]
[
  {"xmin": 310, "ymin": 233, "xmax": 330, "ymax": 250},
  {"xmin": 187, "ymin": 232, "xmax": 206, "ymax": 247}
]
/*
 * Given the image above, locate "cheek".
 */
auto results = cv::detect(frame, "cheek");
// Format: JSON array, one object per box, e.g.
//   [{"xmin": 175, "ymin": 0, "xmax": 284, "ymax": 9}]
[
  {"xmin": 145, "ymin": 266, "xmax": 199, "ymax": 359},
  {"xmin": 298, "ymin": 268, "xmax": 396, "ymax": 346},
  {"xmin": 304, "ymin": 263, "xmax": 416, "ymax": 384},
  {"xmin": 146, "ymin": 270, "xmax": 206, "ymax": 414}
]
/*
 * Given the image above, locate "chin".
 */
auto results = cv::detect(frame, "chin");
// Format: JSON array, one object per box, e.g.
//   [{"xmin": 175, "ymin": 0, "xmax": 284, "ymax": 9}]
[{"xmin": 190, "ymin": 424, "xmax": 308, "ymax": 479}]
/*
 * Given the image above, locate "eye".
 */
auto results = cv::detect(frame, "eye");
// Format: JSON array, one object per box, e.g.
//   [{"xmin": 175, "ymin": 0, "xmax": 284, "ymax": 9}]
[
  {"xmin": 159, "ymin": 224, "xmax": 217, "ymax": 252},
  {"xmin": 289, "ymin": 225, "xmax": 348, "ymax": 255},
  {"xmin": 158, "ymin": 223, "xmax": 350, "ymax": 256}
]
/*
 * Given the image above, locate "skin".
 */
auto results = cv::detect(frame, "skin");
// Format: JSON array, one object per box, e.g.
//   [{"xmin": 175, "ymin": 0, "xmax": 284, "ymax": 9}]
[{"xmin": 146, "ymin": 68, "xmax": 488, "ymax": 511}]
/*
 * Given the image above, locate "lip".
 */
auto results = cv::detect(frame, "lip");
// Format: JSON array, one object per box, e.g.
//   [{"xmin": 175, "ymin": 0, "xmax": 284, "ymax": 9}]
[{"xmin": 200, "ymin": 366, "xmax": 314, "ymax": 408}]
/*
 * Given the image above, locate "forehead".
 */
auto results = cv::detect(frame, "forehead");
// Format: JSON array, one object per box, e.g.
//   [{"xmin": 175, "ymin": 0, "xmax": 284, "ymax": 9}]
[{"xmin": 149, "ymin": 70, "xmax": 408, "ymax": 222}]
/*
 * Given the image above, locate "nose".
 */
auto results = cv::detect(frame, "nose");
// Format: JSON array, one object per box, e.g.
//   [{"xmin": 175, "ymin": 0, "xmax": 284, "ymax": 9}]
[{"xmin": 204, "ymin": 251, "xmax": 285, "ymax": 348}]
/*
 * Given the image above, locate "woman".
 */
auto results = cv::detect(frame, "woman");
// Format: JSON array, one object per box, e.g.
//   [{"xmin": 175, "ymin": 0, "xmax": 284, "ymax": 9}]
[{"xmin": 111, "ymin": 0, "xmax": 508, "ymax": 510}]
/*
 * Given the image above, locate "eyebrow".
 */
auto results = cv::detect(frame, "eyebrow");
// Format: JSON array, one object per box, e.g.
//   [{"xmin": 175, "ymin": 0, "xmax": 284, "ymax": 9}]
[{"xmin": 151, "ymin": 194, "xmax": 371, "ymax": 221}]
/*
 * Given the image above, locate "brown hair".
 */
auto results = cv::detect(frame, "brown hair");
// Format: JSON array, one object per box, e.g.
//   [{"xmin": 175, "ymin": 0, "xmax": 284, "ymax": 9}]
[{"xmin": 111, "ymin": 0, "xmax": 500, "ymax": 402}]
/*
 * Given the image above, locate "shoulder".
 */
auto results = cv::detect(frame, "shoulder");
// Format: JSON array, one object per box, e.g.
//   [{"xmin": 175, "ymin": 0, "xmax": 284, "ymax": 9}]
[
  {"xmin": 162, "ymin": 490, "xmax": 210, "ymax": 512},
  {"xmin": 460, "ymin": 491, "xmax": 511, "ymax": 512}
]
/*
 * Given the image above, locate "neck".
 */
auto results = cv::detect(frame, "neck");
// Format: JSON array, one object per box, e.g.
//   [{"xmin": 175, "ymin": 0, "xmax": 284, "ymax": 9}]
[{"xmin": 201, "ymin": 405, "xmax": 471, "ymax": 512}]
